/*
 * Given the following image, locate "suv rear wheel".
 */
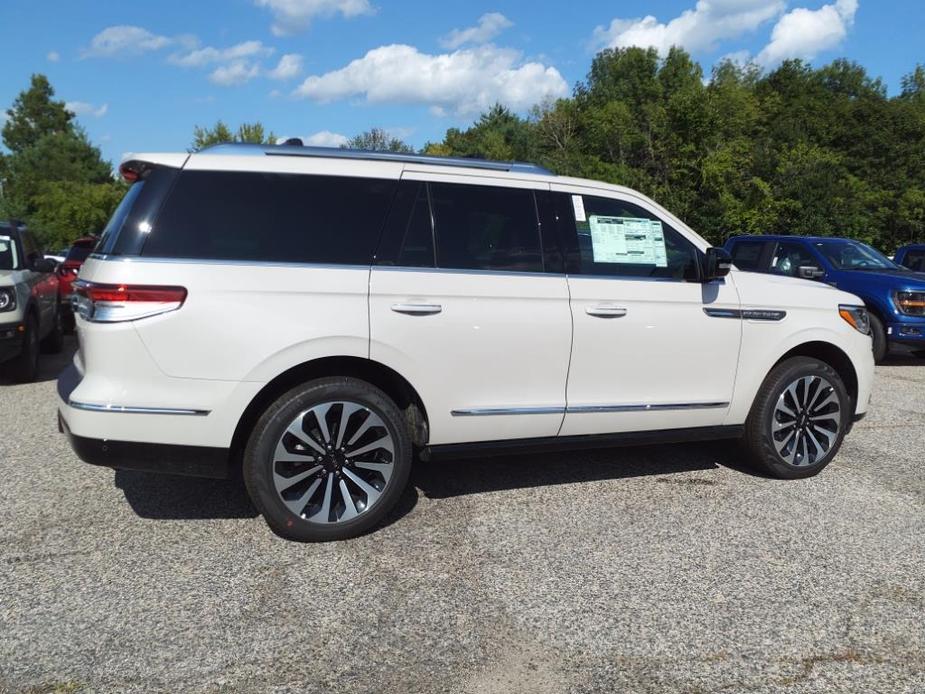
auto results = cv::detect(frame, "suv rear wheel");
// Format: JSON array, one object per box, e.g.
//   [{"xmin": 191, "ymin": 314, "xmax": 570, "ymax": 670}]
[
  {"xmin": 40, "ymin": 304, "xmax": 64, "ymax": 354},
  {"xmin": 868, "ymin": 313, "xmax": 887, "ymax": 364},
  {"xmin": 742, "ymin": 357, "xmax": 850, "ymax": 479},
  {"xmin": 243, "ymin": 377, "xmax": 412, "ymax": 542}
]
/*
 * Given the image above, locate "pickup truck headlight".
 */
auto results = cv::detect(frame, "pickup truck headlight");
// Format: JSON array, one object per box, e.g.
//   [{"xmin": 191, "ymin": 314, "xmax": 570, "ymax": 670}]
[
  {"xmin": 0, "ymin": 288, "xmax": 15, "ymax": 312},
  {"xmin": 839, "ymin": 305, "xmax": 871, "ymax": 335},
  {"xmin": 894, "ymin": 291, "xmax": 925, "ymax": 317}
]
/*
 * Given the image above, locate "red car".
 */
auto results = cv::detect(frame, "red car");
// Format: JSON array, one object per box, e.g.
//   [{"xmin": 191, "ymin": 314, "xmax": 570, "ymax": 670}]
[{"xmin": 58, "ymin": 237, "xmax": 97, "ymax": 328}]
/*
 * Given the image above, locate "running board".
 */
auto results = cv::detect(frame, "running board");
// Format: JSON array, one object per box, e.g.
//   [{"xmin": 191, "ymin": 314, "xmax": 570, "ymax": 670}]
[{"xmin": 421, "ymin": 425, "xmax": 744, "ymax": 461}]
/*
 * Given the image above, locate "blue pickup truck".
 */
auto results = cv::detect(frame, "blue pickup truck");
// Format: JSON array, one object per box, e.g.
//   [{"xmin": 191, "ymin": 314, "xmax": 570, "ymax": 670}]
[
  {"xmin": 895, "ymin": 244, "xmax": 925, "ymax": 273},
  {"xmin": 725, "ymin": 236, "xmax": 925, "ymax": 362}
]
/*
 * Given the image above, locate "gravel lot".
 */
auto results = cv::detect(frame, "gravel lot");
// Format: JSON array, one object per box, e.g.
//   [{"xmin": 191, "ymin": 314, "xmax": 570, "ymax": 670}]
[{"xmin": 1, "ymin": 337, "xmax": 923, "ymax": 693}]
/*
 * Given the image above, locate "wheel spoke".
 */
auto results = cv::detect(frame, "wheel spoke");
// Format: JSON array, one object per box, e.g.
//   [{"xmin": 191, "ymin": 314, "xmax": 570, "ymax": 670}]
[
  {"xmin": 335, "ymin": 403, "xmax": 365, "ymax": 449},
  {"xmin": 283, "ymin": 477, "xmax": 323, "ymax": 517},
  {"xmin": 811, "ymin": 424, "xmax": 837, "ymax": 446},
  {"xmin": 274, "ymin": 465, "xmax": 323, "ymax": 494},
  {"xmin": 342, "ymin": 468, "xmax": 382, "ymax": 506},
  {"xmin": 811, "ymin": 391, "xmax": 838, "ymax": 414},
  {"xmin": 285, "ymin": 418, "xmax": 326, "ymax": 455},
  {"xmin": 354, "ymin": 461, "xmax": 393, "ymax": 478},
  {"xmin": 348, "ymin": 434, "xmax": 394, "ymax": 459},
  {"xmin": 338, "ymin": 478, "xmax": 359, "ymax": 521},
  {"xmin": 804, "ymin": 428, "xmax": 826, "ymax": 458},
  {"xmin": 313, "ymin": 403, "xmax": 334, "ymax": 444},
  {"xmin": 307, "ymin": 473, "xmax": 335, "ymax": 522}
]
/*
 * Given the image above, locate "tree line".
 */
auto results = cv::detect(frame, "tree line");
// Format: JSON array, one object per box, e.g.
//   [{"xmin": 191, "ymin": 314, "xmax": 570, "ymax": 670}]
[{"xmin": 2, "ymin": 47, "xmax": 924, "ymax": 252}]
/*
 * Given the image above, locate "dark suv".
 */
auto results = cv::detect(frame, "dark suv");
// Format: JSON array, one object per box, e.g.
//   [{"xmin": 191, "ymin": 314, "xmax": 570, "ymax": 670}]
[{"xmin": 726, "ymin": 235, "xmax": 925, "ymax": 362}]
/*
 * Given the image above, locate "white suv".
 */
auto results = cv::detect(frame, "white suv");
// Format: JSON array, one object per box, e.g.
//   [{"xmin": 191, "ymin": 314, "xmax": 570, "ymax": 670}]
[{"xmin": 58, "ymin": 144, "xmax": 875, "ymax": 541}]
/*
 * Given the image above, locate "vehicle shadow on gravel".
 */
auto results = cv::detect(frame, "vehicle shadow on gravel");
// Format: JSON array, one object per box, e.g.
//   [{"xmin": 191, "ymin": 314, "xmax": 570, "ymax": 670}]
[
  {"xmin": 0, "ymin": 335, "xmax": 77, "ymax": 385},
  {"xmin": 413, "ymin": 440, "xmax": 758, "ymax": 499},
  {"xmin": 112, "ymin": 440, "xmax": 753, "ymax": 524}
]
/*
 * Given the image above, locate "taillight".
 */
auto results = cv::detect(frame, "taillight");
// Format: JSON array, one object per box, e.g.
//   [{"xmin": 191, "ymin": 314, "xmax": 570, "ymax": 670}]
[{"xmin": 73, "ymin": 280, "xmax": 187, "ymax": 323}]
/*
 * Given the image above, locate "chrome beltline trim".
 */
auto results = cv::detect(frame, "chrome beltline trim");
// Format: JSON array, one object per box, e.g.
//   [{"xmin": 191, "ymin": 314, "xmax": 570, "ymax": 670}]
[
  {"xmin": 68, "ymin": 400, "xmax": 211, "ymax": 416},
  {"xmin": 451, "ymin": 402, "xmax": 729, "ymax": 417},
  {"xmin": 451, "ymin": 406, "xmax": 565, "ymax": 417}
]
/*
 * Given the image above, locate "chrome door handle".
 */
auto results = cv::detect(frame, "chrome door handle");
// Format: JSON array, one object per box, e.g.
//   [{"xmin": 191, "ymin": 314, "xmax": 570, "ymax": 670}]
[
  {"xmin": 586, "ymin": 305, "xmax": 627, "ymax": 318},
  {"xmin": 391, "ymin": 303, "xmax": 443, "ymax": 316}
]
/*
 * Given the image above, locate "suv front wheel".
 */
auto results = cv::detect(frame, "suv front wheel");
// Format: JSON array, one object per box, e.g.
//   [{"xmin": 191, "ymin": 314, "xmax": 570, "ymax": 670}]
[
  {"xmin": 243, "ymin": 377, "xmax": 413, "ymax": 542},
  {"xmin": 742, "ymin": 357, "xmax": 851, "ymax": 479}
]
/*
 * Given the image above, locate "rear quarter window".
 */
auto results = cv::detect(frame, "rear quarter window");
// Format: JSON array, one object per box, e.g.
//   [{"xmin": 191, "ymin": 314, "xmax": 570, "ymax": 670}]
[{"xmin": 142, "ymin": 171, "xmax": 398, "ymax": 265}]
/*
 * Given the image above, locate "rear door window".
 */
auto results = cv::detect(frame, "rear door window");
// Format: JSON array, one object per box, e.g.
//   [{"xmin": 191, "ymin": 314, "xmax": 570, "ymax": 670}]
[
  {"xmin": 143, "ymin": 171, "xmax": 397, "ymax": 265},
  {"xmin": 428, "ymin": 182, "xmax": 544, "ymax": 273},
  {"xmin": 902, "ymin": 250, "xmax": 925, "ymax": 272}
]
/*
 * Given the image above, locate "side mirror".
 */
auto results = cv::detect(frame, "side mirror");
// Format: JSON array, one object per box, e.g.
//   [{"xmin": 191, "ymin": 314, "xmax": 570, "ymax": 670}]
[
  {"xmin": 32, "ymin": 257, "xmax": 57, "ymax": 274},
  {"xmin": 797, "ymin": 265, "xmax": 825, "ymax": 281},
  {"xmin": 703, "ymin": 247, "xmax": 733, "ymax": 282}
]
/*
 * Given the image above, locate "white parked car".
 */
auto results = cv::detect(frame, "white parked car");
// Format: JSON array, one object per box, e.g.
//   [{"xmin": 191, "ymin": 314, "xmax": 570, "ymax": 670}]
[{"xmin": 58, "ymin": 144, "xmax": 875, "ymax": 541}]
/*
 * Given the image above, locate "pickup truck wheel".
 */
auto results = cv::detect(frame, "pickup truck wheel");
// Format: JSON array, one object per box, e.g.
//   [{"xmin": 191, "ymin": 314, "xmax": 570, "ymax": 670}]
[
  {"xmin": 4, "ymin": 314, "xmax": 40, "ymax": 383},
  {"xmin": 869, "ymin": 313, "xmax": 887, "ymax": 364},
  {"xmin": 40, "ymin": 305, "xmax": 65, "ymax": 354},
  {"xmin": 742, "ymin": 357, "xmax": 850, "ymax": 480},
  {"xmin": 243, "ymin": 377, "xmax": 412, "ymax": 542}
]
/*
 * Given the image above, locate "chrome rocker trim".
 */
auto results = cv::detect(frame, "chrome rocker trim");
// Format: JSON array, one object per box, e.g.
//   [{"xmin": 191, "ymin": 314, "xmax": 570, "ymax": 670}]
[
  {"xmin": 451, "ymin": 402, "xmax": 729, "ymax": 417},
  {"xmin": 68, "ymin": 400, "xmax": 211, "ymax": 416}
]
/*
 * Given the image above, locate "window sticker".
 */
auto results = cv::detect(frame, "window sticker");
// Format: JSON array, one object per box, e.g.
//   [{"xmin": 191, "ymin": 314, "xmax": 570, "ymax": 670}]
[
  {"xmin": 588, "ymin": 216, "xmax": 668, "ymax": 267},
  {"xmin": 572, "ymin": 195, "xmax": 587, "ymax": 222}
]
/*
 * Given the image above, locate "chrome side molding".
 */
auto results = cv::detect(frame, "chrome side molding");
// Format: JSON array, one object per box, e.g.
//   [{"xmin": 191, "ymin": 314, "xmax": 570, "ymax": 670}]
[
  {"xmin": 68, "ymin": 400, "xmax": 211, "ymax": 416},
  {"xmin": 451, "ymin": 402, "xmax": 729, "ymax": 417}
]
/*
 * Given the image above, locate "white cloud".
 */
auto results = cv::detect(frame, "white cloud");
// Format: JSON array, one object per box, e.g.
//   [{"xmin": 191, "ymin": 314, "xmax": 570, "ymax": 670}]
[
  {"xmin": 47, "ymin": 51, "xmax": 60, "ymax": 63},
  {"xmin": 65, "ymin": 101, "xmax": 109, "ymax": 118},
  {"xmin": 303, "ymin": 130, "xmax": 350, "ymax": 147},
  {"xmin": 440, "ymin": 12, "xmax": 513, "ymax": 50},
  {"xmin": 267, "ymin": 53, "xmax": 303, "ymax": 80},
  {"xmin": 293, "ymin": 44, "xmax": 568, "ymax": 115},
  {"xmin": 83, "ymin": 25, "xmax": 172, "ymax": 58},
  {"xmin": 209, "ymin": 61, "xmax": 262, "ymax": 86},
  {"xmin": 593, "ymin": 0, "xmax": 785, "ymax": 55},
  {"xmin": 255, "ymin": 0, "xmax": 374, "ymax": 35},
  {"xmin": 756, "ymin": 0, "xmax": 858, "ymax": 66},
  {"xmin": 169, "ymin": 40, "xmax": 273, "ymax": 67}
]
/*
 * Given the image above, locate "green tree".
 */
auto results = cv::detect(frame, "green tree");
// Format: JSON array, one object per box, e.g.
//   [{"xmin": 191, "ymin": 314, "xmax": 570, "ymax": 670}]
[
  {"xmin": 190, "ymin": 120, "xmax": 276, "ymax": 151},
  {"xmin": 0, "ymin": 74, "xmax": 117, "ymax": 247},
  {"xmin": 344, "ymin": 128, "xmax": 414, "ymax": 153},
  {"xmin": 2, "ymin": 74, "xmax": 72, "ymax": 154}
]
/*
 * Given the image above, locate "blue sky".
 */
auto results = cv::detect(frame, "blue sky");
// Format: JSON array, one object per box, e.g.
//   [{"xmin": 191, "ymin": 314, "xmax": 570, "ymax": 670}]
[{"xmin": 0, "ymin": 1, "xmax": 920, "ymax": 166}]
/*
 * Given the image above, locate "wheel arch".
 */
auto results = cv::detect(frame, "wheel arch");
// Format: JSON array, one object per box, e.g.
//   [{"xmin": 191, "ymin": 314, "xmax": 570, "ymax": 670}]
[
  {"xmin": 230, "ymin": 356, "xmax": 430, "ymax": 465},
  {"xmin": 774, "ymin": 341, "xmax": 859, "ymax": 406}
]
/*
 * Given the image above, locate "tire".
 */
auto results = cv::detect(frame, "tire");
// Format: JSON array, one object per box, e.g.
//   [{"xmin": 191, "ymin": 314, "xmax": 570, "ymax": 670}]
[
  {"xmin": 4, "ymin": 314, "xmax": 40, "ymax": 383},
  {"xmin": 869, "ymin": 313, "xmax": 888, "ymax": 364},
  {"xmin": 243, "ymin": 377, "xmax": 413, "ymax": 542},
  {"xmin": 40, "ymin": 305, "xmax": 65, "ymax": 354},
  {"xmin": 742, "ymin": 357, "xmax": 851, "ymax": 480}
]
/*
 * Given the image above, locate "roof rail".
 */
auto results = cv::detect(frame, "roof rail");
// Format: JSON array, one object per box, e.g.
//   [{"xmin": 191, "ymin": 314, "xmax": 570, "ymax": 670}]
[{"xmin": 200, "ymin": 142, "xmax": 554, "ymax": 176}]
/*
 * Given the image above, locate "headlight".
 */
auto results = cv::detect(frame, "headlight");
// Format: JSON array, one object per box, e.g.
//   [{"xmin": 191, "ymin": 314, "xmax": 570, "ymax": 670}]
[
  {"xmin": 839, "ymin": 305, "xmax": 871, "ymax": 335},
  {"xmin": 894, "ymin": 291, "xmax": 925, "ymax": 317},
  {"xmin": 0, "ymin": 288, "xmax": 15, "ymax": 312}
]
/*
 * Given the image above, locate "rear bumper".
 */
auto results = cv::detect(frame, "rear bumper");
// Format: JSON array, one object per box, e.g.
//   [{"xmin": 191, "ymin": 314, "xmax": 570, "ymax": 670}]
[{"xmin": 59, "ymin": 411, "xmax": 231, "ymax": 479}]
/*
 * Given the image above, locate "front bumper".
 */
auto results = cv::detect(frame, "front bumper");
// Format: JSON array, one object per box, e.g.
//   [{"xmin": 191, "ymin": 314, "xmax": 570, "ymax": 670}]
[
  {"xmin": 0, "ymin": 321, "xmax": 24, "ymax": 363},
  {"xmin": 887, "ymin": 321, "xmax": 925, "ymax": 345}
]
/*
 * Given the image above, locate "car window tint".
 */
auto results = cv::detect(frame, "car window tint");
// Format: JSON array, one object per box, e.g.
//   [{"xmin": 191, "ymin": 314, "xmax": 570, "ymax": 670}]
[
  {"xmin": 904, "ymin": 250, "xmax": 925, "ymax": 272},
  {"xmin": 771, "ymin": 242, "xmax": 819, "ymax": 277},
  {"xmin": 397, "ymin": 184, "xmax": 435, "ymax": 268},
  {"xmin": 428, "ymin": 182, "xmax": 543, "ymax": 273},
  {"xmin": 0, "ymin": 234, "xmax": 16, "ymax": 271},
  {"xmin": 143, "ymin": 171, "xmax": 397, "ymax": 265},
  {"xmin": 562, "ymin": 194, "xmax": 699, "ymax": 280},
  {"xmin": 729, "ymin": 241, "xmax": 765, "ymax": 271}
]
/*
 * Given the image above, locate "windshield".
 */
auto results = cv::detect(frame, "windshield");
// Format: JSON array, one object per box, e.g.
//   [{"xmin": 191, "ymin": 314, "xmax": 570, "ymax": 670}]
[
  {"xmin": 0, "ymin": 235, "xmax": 18, "ymax": 271},
  {"xmin": 813, "ymin": 240, "xmax": 901, "ymax": 271}
]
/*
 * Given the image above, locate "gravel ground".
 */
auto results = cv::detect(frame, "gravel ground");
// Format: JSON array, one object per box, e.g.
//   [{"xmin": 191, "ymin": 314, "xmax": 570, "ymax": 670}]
[{"xmin": 1, "ymin": 337, "xmax": 923, "ymax": 693}]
